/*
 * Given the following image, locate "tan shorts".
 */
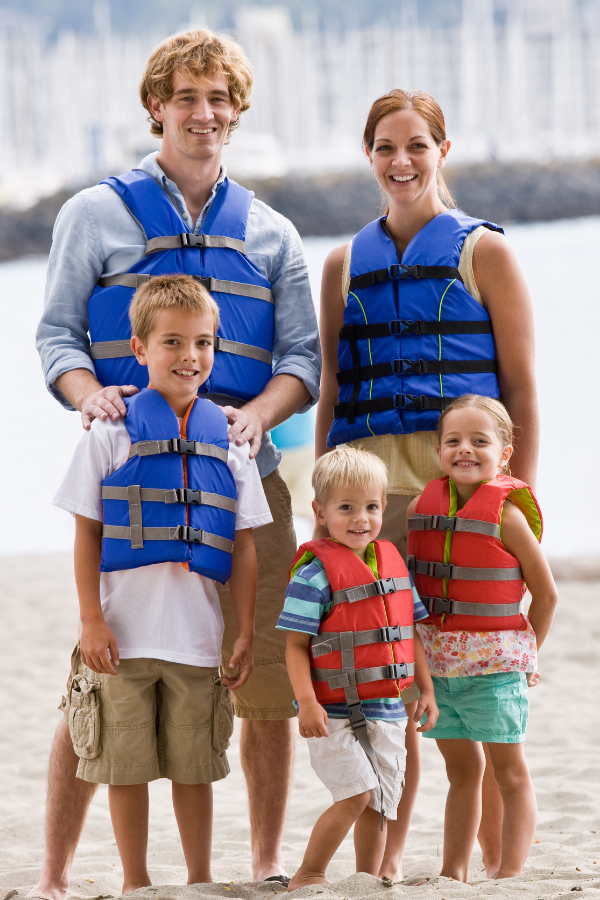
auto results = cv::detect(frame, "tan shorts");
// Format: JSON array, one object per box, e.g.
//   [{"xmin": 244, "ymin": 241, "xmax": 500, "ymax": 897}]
[
  {"xmin": 62, "ymin": 646, "xmax": 234, "ymax": 786},
  {"xmin": 217, "ymin": 468, "xmax": 297, "ymax": 720},
  {"xmin": 379, "ymin": 493, "xmax": 420, "ymax": 707}
]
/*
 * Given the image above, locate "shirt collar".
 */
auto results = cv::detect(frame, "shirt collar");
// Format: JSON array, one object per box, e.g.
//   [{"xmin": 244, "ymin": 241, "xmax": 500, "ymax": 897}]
[{"xmin": 137, "ymin": 151, "xmax": 227, "ymax": 230}]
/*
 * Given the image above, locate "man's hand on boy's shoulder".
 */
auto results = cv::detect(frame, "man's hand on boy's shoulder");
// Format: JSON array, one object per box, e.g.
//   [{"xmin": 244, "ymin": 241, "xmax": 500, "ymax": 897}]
[
  {"xmin": 80, "ymin": 617, "xmax": 120, "ymax": 676},
  {"xmin": 297, "ymin": 699, "xmax": 329, "ymax": 739},
  {"xmin": 222, "ymin": 634, "xmax": 254, "ymax": 690},
  {"xmin": 414, "ymin": 689, "xmax": 439, "ymax": 733}
]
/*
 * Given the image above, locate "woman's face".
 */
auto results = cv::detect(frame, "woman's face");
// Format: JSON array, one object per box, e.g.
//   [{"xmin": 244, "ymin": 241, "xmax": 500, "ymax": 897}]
[{"xmin": 367, "ymin": 108, "xmax": 449, "ymax": 209}]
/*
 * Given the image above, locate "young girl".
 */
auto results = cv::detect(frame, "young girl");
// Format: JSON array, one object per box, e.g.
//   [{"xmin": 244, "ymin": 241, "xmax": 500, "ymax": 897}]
[{"xmin": 407, "ymin": 395, "xmax": 557, "ymax": 883}]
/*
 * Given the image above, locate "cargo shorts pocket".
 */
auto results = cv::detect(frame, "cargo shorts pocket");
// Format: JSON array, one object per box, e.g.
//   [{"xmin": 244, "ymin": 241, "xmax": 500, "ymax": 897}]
[
  {"xmin": 212, "ymin": 679, "xmax": 234, "ymax": 754},
  {"xmin": 69, "ymin": 673, "xmax": 101, "ymax": 760}
]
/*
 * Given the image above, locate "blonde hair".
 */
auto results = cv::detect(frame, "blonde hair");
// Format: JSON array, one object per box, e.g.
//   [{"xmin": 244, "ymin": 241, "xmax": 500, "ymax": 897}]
[
  {"xmin": 129, "ymin": 274, "xmax": 220, "ymax": 345},
  {"xmin": 312, "ymin": 448, "xmax": 388, "ymax": 503},
  {"xmin": 139, "ymin": 29, "xmax": 254, "ymax": 138},
  {"xmin": 363, "ymin": 89, "xmax": 455, "ymax": 210},
  {"xmin": 437, "ymin": 395, "xmax": 514, "ymax": 472}
]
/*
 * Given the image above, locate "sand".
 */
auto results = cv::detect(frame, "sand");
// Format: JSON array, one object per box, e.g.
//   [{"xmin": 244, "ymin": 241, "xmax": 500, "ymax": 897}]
[{"xmin": 0, "ymin": 554, "xmax": 599, "ymax": 900}]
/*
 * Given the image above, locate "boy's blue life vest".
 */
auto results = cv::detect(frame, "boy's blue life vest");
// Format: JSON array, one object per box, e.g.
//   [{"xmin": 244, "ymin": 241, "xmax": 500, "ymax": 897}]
[
  {"xmin": 88, "ymin": 170, "xmax": 274, "ymax": 402},
  {"xmin": 100, "ymin": 388, "xmax": 237, "ymax": 584},
  {"xmin": 327, "ymin": 209, "xmax": 504, "ymax": 447}
]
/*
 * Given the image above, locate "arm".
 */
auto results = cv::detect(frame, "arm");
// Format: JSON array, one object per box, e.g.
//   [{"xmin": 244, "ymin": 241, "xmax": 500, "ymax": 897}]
[
  {"xmin": 412, "ymin": 630, "xmax": 438, "ymax": 732},
  {"xmin": 56, "ymin": 370, "xmax": 139, "ymax": 431},
  {"xmin": 222, "ymin": 527, "xmax": 256, "ymax": 689},
  {"xmin": 473, "ymin": 231, "xmax": 539, "ymax": 488},
  {"xmin": 74, "ymin": 514, "xmax": 119, "ymax": 676},
  {"xmin": 315, "ymin": 244, "xmax": 348, "ymax": 459},
  {"xmin": 285, "ymin": 631, "xmax": 329, "ymax": 738},
  {"xmin": 499, "ymin": 501, "xmax": 558, "ymax": 650}
]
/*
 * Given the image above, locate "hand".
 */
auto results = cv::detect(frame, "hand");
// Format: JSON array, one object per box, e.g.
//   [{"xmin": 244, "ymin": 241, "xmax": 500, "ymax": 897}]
[
  {"xmin": 222, "ymin": 635, "xmax": 253, "ymax": 689},
  {"xmin": 527, "ymin": 671, "xmax": 540, "ymax": 687},
  {"xmin": 298, "ymin": 699, "xmax": 329, "ymax": 738},
  {"xmin": 414, "ymin": 689, "xmax": 438, "ymax": 733},
  {"xmin": 81, "ymin": 384, "xmax": 139, "ymax": 430},
  {"xmin": 80, "ymin": 618, "xmax": 120, "ymax": 675},
  {"xmin": 221, "ymin": 405, "xmax": 263, "ymax": 459}
]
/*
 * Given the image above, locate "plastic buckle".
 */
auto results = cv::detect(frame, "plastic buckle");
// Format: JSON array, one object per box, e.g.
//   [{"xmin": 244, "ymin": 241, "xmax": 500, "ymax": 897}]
[
  {"xmin": 404, "ymin": 393, "xmax": 425, "ymax": 410},
  {"xmin": 389, "ymin": 319, "xmax": 402, "ymax": 335},
  {"xmin": 400, "ymin": 319, "xmax": 422, "ymax": 335},
  {"xmin": 433, "ymin": 597, "xmax": 455, "ymax": 615},
  {"xmin": 193, "ymin": 275, "xmax": 214, "ymax": 291},
  {"xmin": 432, "ymin": 563, "xmax": 454, "ymax": 580},
  {"xmin": 393, "ymin": 394, "xmax": 405, "ymax": 409},
  {"xmin": 400, "ymin": 264, "xmax": 421, "ymax": 280},
  {"xmin": 436, "ymin": 515, "xmax": 456, "ymax": 531},
  {"xmin": 375, "ymin": 577, "xmax": 397, "ymax": 595},
  {"xmin": 387, "ymin": 264, "xmax": 401, "ymax": 279},
  {"xmin": 388, "ymin": 663, "xmax": 409, "ymax": 679},
  {"xmin": 379, "ymin": 625, "xmax": 401, "ymax": 642},
  {"xmin": 181, "ymin": 233, "xmax": 205, "ymax": 247},
  {"xmin": 347, "ymin": 702, "xmax": 366, "ymax": 728},
  {"xmin": 404, "ymin": 359, "xmax": 425, "ymax": 375},
  {"xmin": 183, "ymin": 526, "xmax": 204, "ymax": 545},
  {"xmin": 173, "ymin": 439, "xmax": 197, "ymax": 455},
  {"xmin": 181, "ymin": 488, "xmax": 202, "ymax": 505}
]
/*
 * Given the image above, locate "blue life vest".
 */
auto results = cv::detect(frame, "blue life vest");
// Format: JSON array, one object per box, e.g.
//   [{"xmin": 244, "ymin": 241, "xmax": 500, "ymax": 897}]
[
  {"xmin": 88, "ymin": 170, "xmax": 274, "ymax": 402},
  {"xmin": 100, "ymin": 388, "xmax": 237, "ymax": 584},
  {"xmin": 327, "ymin": 209, "xmax": 503, "ymax": 447}
]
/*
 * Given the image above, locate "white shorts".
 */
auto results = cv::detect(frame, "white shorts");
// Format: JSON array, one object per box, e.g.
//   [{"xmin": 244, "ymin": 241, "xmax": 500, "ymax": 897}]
[{"xmin": 307, "ymin": 716, "xmax": 407, "ymax": 820}]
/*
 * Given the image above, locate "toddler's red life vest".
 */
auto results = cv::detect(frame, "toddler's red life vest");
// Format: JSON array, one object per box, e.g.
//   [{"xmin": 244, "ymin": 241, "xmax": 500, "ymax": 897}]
[
  {"xmin": 407, "ymin": 475, "xmax": 542, "ymax": 632},
  {"xmin": 289, "ymin": 538, "xmax": 415, "ymax": 707}
]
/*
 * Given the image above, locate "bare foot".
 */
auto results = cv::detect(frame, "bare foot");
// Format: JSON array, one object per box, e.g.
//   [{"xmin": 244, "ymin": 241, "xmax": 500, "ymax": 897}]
[
  {"xmin": 379, "ymin": 871, "xmax": 402, "ymax": 884},
  {"xmin": 27, "ymin": 878, "xmax": 69, "ymax": 900},
  {"xmin": 287, "ymin": 873, "xmax": 328, "ymax": 892},
  {"xmin": 122, "ymin": 881, "xmax": 152, "ymax": 894}
]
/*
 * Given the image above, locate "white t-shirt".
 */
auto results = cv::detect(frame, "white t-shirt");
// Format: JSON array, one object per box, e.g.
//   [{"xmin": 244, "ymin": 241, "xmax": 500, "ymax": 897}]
[{"xmin": 53, "ymin": 415, "xmax": 272, "ymax": 668}]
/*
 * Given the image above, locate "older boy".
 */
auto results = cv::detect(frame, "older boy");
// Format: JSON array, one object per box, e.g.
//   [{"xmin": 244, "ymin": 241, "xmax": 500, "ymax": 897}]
[
  {"xmin": 277, "ymin": 449, "xmax": 438, "ymax": 890},
  {"xmin": 53, "ymin": 275, "xmax": 271, "ymax": 892}
]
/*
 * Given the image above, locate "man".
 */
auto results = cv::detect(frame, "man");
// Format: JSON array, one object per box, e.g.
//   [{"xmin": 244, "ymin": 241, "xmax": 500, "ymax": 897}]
[{"xmin": 33, "ymin": 29, "xmax": 320, "ymax": 898}]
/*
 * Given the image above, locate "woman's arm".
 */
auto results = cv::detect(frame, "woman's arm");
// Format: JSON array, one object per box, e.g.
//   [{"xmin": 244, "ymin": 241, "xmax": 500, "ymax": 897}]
[
  {"xmin": 315, "ymin": 243, "xmax": 349, "ymax": 460},
  {"xmin": 473, "ymin": 231, "xmax": 539, "ymax": 488},
  {"xmin": 500, "ymin": 502, "xmax": 558, "ymax": 650}
]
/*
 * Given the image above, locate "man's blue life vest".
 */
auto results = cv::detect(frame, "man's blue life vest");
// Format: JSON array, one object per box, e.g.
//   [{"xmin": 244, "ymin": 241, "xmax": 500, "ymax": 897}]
[
  {"xmin": 88, "ymin": 170, "xmax": 274, "ymax": 402},
  {"xmin": 100, "ymin": 388, "xmax": 237, "ymax": 584},
  {"xmin": 327, "ymin": 209, "xmax": 504, "ymax": 447}
]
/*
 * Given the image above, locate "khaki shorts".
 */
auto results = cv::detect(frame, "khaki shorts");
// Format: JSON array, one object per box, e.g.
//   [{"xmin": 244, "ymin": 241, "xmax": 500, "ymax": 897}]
[
  {"xmin": 62, "ymin": 646, "xmax": 234, "ymax": 786},
  {"xmin": 217, "ymin": 468, "xmax": 297, "ymax": 720},
  {"xmin": 379, "ymin": 493, "xmax": 420, "ymax": 707}
]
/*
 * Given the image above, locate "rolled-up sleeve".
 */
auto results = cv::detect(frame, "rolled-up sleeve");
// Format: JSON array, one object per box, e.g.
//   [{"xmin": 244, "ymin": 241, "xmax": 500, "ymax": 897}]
[
  {"xmin": 269, "ymin": 220, "xmax": 321, "ymax": 412},
  {"xmin": 36, "ymin": 192, "xmax": 105, "ymax": 409}
]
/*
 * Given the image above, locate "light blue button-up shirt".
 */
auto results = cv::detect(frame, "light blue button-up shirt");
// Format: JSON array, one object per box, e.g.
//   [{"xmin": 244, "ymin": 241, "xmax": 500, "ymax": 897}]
[{"xmin": 36, "ymin": 152, "xmax": 321, "ymax": 477}]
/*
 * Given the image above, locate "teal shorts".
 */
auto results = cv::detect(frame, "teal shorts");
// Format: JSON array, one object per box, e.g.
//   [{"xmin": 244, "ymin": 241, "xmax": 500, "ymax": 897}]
[{"xmin": 423, "ymin": 672, "xmax": 528, "ymax": 743}]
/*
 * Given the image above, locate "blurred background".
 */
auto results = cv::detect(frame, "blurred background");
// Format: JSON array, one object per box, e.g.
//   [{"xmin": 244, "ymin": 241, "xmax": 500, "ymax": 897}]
[{"xmin": 1, "ymin": 0, "xmax": 599, "ymax": 564}]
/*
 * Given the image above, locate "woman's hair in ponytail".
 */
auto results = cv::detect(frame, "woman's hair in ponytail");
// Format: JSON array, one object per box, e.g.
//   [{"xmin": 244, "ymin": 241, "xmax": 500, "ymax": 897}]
[{"xmin": 363, "ymin": 89, "xmax": 455, "ymax": 209}]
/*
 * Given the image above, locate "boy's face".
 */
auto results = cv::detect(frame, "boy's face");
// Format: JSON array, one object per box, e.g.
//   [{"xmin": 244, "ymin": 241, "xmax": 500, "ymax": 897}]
[
  {"xmin": 131, "ymin": 308, "xmax": 215, "ymax": 416},
  {"xmin": 312, "ymin": 482, "xmax": 386, "ymax": 560}
]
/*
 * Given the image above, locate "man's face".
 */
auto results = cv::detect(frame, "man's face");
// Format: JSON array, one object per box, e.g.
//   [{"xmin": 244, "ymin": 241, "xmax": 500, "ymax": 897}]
[{"xmin": 147, "ymin": 69, "xmax": 240, "ymax": 164}]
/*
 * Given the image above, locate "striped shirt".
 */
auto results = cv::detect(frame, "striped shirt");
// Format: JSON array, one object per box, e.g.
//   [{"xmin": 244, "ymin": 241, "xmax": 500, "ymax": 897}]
[{"xmin": 277, "ymin": 543, "xmax": 429, "ymax": 720}]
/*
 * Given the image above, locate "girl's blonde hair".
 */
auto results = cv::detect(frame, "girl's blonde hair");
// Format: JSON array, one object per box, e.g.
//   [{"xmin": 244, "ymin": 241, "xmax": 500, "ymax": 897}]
[
  {"xmin": 312, "ymin": 448, "xmax": 388, "ymax": 503},
  {"xmin": 437, "ymin": 395, "xmax": 514, "ymax": 472},
  {"xmin": 129, "ymin": 274, "xmax": 220, "ymax": 345}
]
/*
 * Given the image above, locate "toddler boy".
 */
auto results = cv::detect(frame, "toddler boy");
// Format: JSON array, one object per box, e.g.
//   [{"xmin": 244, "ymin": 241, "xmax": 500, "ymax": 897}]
[
  {"xmin": 53, "ymin": 274, "xmax": 272, "ymax": 891},
  {"xmin": 277, "ymin": 448, "xmax": 438, "ymax": 890}
]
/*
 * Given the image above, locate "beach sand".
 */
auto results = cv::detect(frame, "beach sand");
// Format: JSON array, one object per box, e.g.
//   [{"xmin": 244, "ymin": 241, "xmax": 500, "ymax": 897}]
[{"xmin": 0, "ymin": 555, "xmax": 599, "ymax": 900}]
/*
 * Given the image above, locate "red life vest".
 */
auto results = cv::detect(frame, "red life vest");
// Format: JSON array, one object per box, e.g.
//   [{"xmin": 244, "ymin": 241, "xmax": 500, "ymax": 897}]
[
  {"xmin": 407, "ymin": 475, "xmax": 542, "ymax": 632},
  {"xmin": 289, "ymin": 538, "xmax": 415, "ymax": 707}
]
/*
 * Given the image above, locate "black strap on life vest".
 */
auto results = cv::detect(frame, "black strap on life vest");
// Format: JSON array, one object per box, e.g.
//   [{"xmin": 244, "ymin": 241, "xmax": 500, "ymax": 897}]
[
  {"xmin": 334, "ymin": 393, "xmax": 457, "ymax": 421},
  {"xmin": 339, "ymin": 320, "xmax": 493, "ymax": 342},
  {"xmin": 336, "ymin": 357, "xmax": 497, "ymax": 386},
  {"xmin": 348, "ymin": 263, "xmax": 463, "ymax": 293}
]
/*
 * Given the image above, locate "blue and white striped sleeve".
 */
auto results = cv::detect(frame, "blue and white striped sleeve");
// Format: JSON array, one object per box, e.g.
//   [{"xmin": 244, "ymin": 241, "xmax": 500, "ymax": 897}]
[
  {"xmin": 276, "ymin": 557, "xmax": 332, "ymax": 635},
  {"xmin": 411, "ymin": 576, "xmax": 430, "ymax": 623}
]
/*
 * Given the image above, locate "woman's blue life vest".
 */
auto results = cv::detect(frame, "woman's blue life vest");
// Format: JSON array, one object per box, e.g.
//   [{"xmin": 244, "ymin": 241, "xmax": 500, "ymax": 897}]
[
  {"xmin": 327, "ymin": 209, "xmax": 504, "ymax": 447},
  {"xmin": 87, "ymin": 169, "xmax": 274, "ymax": 402},
  {"xmin": 100, "ymin": 388, "xmax": 237, "ymax": 584}
]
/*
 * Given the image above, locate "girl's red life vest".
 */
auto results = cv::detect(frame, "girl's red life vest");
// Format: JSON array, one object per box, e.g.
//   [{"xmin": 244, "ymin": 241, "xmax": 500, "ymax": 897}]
[
  {"xmin": 289, "ymin": 538, "xmax": 415, "ymax": 707},
  {"xmin": 407, "ymin": 475, "xmax": 542, "ymax": 632}
]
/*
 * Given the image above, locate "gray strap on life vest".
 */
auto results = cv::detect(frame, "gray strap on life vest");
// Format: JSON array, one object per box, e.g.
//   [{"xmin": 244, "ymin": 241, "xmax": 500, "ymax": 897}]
[
  {"xmin": 310, "ymin": 625, "xmax": 413, "ymax": 658},
  {"xmin": 90, "ymin": 340, "xmax": 134, "ymax": 360},
  {"xmin": 99, "ymin": 273, "xmax": 273, "ymax": 304},
  {"xmin": 420, "ymin": 596, "xmax": 524, "ymax": 618},
  {"xmin": 102, "ymin": 524, "xmax": 234, "ymax": 554},
  {"xmin": 407, "ymin": 556, "xmax": 522, "ymax": 582},
  {"xmin": 312, "ymin": 661, "xmax": 415, "ymax": 690},
  {"xmin": 214, "ymin": 336, "xmax": 273, "ymax": 366},
  {"xmin": 331, "ymin": 576, "xmax": 412, "ymax": 606},
  {"xmin": 145, "ymin": 234, "xmax": 246, "ymax": 255},
  {"xmin": 127, "ymin": 485, "xmax": 144, "ymax": 550},
  {"xmin": 408, "ymin": 515, "xmax": 500, "ymax": 539},
  {"xmin": 102, "ymin": 485, "xmax": 237, "ymax": 513},
  {"xmin": 128, "ymin": 439, "xmax": 228, "ymax": 462}
]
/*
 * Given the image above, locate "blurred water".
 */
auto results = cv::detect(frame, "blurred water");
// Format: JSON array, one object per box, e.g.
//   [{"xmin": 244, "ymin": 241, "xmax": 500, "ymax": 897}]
[{"xmin": 2, "ymin": 218, "xmax": 599, "ymax": 557}]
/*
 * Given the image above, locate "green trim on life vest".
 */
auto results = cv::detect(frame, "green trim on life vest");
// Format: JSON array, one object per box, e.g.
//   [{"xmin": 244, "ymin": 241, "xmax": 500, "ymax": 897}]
[{"xmin": 289, "ymin": 541, "xmax": 379, "ymax": 582}]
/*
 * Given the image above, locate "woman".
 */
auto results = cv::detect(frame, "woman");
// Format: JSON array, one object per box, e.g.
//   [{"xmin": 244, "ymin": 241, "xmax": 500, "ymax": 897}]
[{"xmin": 315, "ymin": 90, "xmax": 538, "ymax": 880}]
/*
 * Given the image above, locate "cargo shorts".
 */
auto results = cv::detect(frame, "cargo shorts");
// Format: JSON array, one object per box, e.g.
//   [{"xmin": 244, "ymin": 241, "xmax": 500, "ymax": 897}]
[
  {"xmin": 62, "ymin": 645, "xmax": 234, "ymax": 785},
  {"xmin": 217, "ymin": 467, "xmax": 297, "ymax": 720}
]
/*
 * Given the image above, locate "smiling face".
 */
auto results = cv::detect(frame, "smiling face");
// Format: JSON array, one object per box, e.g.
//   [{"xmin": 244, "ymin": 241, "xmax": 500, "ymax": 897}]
[
  {"xmin": 313, "ymin": 482, "xmax": 386, "ymax": 562},
  {"xmin": 366, "ymin": 108, "xmax": 449, "ymax": 211},
  {"xmin": 131, "ymin": 308, "xmax": 216, "ymax": 417},
  {"xmin": 146, "ymin": 69, "xmax": 240, "ymax": 165},
  {"xmin": 437, "ymin": 407, "xmax": 513, "ymax": 499}
]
